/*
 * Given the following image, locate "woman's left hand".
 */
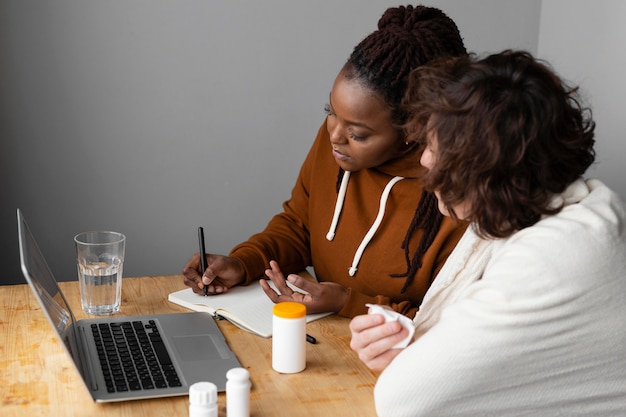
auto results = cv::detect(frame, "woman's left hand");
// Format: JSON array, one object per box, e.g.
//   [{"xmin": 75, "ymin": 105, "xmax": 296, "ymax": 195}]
[{"xmin": 260, "ymin": 260, "xmax": 349, "ymax": 314}]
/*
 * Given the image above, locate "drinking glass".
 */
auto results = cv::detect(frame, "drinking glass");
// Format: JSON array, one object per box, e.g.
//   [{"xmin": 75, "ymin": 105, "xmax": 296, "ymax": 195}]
[{"xmin": 74, "ymin": 231, "xmax": 125, "ymax": 315}]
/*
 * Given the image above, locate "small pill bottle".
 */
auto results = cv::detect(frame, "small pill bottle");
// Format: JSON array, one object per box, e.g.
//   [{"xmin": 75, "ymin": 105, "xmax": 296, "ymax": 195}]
[
  {"xmin": 272, "ymin": 301, "xmax": 306, "ymax": 373},
  {"xmin": 226, "ymin": 367, "xmax": 251, "ymax": 417},
  {"xmin": 189, "ymin": 381, "xmax": 217, "ymax": 417}
]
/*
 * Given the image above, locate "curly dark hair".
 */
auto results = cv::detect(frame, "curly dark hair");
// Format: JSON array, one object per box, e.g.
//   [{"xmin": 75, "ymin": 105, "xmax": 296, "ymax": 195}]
[
  {"xmin": 404, "ymin": 50, "xmax": 596, "ymax": 239},
  {"xmin": 337, "ymin": 5, "xmax": 467, "ymax": 292}
]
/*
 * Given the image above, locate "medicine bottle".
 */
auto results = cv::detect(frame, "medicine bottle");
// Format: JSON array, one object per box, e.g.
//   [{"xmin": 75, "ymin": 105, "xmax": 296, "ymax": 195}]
[
  {"xmin": 189, "ymin": 381, "xmax": 217, "ymax": 417},
  {"xmin": 272, "ymin": 301, "xmax": 306, "ymax": 373},
  {"xmin": 226, "ymin": 367, "xmax": 251, "ymax": 417}
]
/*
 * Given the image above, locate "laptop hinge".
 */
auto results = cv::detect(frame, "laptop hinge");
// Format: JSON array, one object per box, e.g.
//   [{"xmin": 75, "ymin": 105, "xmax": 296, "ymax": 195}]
[{"xmin": 77, "ymin": 325, "xmax": 99, "ymax": 392}]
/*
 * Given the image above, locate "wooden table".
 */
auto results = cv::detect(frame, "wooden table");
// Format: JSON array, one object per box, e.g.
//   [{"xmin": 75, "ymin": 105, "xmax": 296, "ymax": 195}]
[{"xmin": 0, "ymin": 275, "xmax": 377, "ymax": 417}]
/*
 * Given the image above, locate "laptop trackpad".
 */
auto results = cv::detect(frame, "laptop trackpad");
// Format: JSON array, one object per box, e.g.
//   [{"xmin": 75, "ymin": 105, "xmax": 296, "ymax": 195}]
[{"xmin": 172, "ymin": 335, "xmax": 226, "ymax": 361}]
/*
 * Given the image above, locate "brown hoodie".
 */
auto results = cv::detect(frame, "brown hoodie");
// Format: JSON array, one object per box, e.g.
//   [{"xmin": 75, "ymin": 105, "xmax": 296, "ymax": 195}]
[{"xmin": 230, "ymin": 120, "xmax": 466, "ymax": 318}]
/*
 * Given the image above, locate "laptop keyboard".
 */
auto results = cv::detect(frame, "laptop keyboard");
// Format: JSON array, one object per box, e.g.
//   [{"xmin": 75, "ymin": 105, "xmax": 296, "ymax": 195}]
[{"xmin": 91, "ymin": 320, "xmax": 182, "ymax": 393}]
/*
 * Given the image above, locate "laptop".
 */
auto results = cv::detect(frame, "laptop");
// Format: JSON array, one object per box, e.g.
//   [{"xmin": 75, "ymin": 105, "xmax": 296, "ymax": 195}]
[{"xmin": 16, "ymin": 208, "xmax": 241, "ymax": 402}]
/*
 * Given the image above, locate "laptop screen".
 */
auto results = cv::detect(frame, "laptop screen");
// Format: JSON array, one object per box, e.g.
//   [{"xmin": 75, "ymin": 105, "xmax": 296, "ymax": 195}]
[{"xmin": 17, "ymin": 209, "xmax": 84, "ymax": 375}]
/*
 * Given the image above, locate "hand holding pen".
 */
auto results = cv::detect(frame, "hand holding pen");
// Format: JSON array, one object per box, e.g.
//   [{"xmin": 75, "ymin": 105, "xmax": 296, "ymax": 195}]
[{"xmin": 181, "ymin": 228, "xmax": 247, "ymax": 295}]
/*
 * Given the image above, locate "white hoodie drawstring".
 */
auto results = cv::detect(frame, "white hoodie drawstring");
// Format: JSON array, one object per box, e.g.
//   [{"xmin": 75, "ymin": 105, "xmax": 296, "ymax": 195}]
[
  {"xmin": 326, "ymin": 170, "xmax": 351, "ymax": 241},
  {"xmin": 349, "ymin": 176, "xmax": 404, "ymax": 276},
  {"xmin": 326, "ymin": 171, "xmax": 405, "ymax": 277}
]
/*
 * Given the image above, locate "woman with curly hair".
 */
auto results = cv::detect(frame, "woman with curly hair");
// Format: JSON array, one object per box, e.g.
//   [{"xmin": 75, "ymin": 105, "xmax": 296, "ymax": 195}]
[{"xmin": 351, "ymin": 50, "xmax": 626, "ymax": 416}]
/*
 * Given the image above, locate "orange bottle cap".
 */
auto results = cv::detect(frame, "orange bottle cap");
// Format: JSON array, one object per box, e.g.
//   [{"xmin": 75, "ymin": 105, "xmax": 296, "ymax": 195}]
[{"xmin": 273, "ymin": 302, "xmax": 306, "ymax": 318}]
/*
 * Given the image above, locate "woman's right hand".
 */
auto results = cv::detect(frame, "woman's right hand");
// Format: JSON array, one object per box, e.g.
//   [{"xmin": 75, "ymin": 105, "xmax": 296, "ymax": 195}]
[
  {"xmin": 349, "ymin": 312, "xmax": 408, "ymax": 372},
  {"xmin": 182, "ymin": 253, "xmax": 245, "ymax": 295}
]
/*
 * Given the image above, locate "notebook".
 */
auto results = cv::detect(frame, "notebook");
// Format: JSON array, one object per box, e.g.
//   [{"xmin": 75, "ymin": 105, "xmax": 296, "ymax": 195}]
[
  {"xmin": 16, "ymin": 209, "xmax": 241, "ymax": 403},
  {"xmin": 168, "ymin": 279, "xmax": 333, "ymax": 338}
]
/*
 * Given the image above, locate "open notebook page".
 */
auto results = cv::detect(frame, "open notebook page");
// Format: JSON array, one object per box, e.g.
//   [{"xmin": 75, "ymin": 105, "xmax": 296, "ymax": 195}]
[{"xmin": 168, "ymin": 279, "xmax": 332, "ymax": 337}]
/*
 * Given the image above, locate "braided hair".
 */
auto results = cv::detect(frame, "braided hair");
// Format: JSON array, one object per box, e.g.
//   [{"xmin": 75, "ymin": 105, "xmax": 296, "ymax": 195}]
[{"xmin": 337, "ymin": 5, "xmax": 467, "ymax": 293}]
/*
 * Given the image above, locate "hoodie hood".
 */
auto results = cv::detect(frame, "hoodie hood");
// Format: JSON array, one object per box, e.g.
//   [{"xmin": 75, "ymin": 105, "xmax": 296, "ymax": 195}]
[{"xmin": 374, "ymin": 145, "xmax": 428, "ymax": 179}]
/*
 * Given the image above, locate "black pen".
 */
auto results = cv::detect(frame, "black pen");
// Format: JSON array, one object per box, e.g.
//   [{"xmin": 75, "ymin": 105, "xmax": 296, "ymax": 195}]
[
  {"xmin": 198, "ymin": 227, "xmax": 208, "ymax": 296},
  {"xmin": 306, "ymin": 334, "xmax": 316, "ymax": 344}
]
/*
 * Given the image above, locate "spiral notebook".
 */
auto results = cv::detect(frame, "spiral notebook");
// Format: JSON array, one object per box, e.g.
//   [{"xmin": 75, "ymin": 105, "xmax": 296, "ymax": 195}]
[{"xmin": 168, "ymin": 279, "xmax": 333, "ymax": 338}]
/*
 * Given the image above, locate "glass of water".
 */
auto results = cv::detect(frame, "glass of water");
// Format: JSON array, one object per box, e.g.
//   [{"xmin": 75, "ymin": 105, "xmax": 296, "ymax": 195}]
[{"xmin": 74, "ymin": 231, "xmax": 126, "ymax": 315}]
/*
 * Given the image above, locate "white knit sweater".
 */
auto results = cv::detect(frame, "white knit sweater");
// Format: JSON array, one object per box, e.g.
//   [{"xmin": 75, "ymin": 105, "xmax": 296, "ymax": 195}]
[{"xmin": 375, "ymin": 179, "xmax": 626, "ymax": 416}]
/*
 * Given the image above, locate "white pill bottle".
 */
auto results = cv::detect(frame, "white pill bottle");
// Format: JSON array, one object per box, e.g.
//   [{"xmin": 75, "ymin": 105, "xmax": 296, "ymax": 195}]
[
  {"xmin": 189, "ymin": 381, "xmax": 217, "ymax": 417},
  {"xmin": 272, "ymin": 301, "xmax": 306, "ymax": 373},
  {"xmin": 226, "ymin": 367, "xmax": 251, "ymax": 417}
]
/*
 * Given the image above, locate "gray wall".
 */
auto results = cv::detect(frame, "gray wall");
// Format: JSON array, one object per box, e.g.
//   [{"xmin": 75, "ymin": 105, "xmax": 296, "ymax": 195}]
[
  {"xmin": 1, "ymin": 0, "xmax": 543, "ymax": 285},
  {"xmin": 537, "ymin": 0, "xmax": 626, "ymax": 199}
]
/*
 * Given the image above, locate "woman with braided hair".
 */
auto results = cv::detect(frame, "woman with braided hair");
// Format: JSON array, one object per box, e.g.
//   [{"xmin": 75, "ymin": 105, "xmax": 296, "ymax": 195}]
[{"xmin": 182, "ymin": 5, "xmax": 468, "ymax": 318}]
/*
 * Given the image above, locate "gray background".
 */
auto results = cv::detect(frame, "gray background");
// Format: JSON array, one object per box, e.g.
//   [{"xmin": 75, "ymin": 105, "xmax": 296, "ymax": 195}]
[{"xmin": 2, "ymin": 1, "xmax": 623, "ymax": 285}]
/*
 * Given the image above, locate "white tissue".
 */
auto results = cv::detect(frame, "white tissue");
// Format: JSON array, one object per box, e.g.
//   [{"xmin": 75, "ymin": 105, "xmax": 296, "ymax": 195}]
[{"xmin": 366, "ymin": 304, "xmax": 415, "ymax": 349}]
